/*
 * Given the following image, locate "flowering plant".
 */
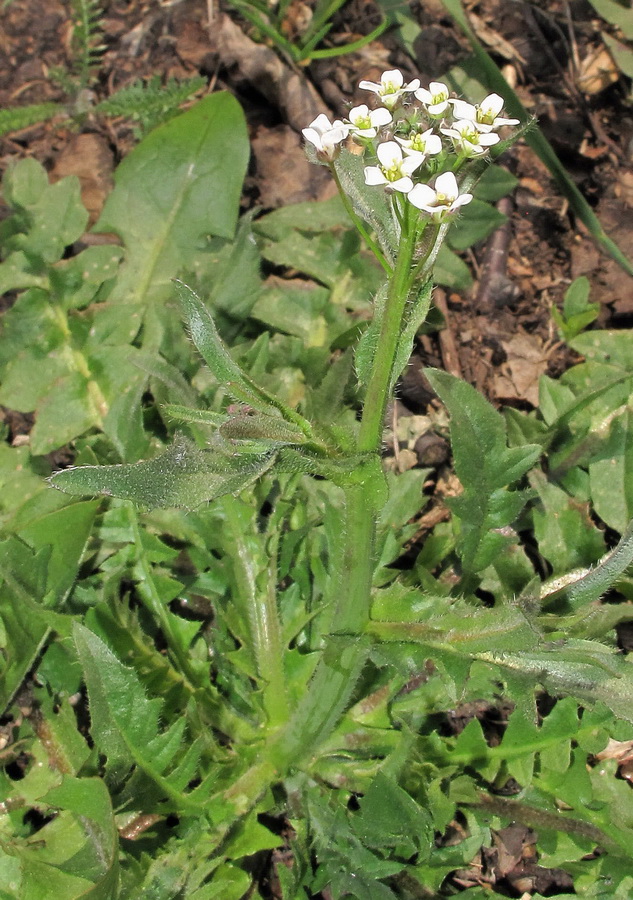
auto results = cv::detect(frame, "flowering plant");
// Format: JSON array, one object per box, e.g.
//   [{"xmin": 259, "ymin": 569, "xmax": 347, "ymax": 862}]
[{"xmin": 43, "ymin": 74, "xmax": 633, "ymax": 900}]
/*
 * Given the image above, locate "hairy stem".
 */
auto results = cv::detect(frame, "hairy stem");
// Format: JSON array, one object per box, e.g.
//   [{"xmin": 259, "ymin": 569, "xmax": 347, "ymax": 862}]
[{"xmin": 358, "ymin": 203, "xmax": 419, "ymax": 452}]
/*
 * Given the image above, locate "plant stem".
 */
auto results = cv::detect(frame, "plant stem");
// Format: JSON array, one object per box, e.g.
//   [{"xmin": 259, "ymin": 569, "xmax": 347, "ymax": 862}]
[
  {"xmin": 269, "ymin": 214, "xmax": 420, "ymax": 768},
  {"xmin": 358, "ymin": 204, "xmax": 419, "ymax": 452},
  {"xmin": 269, "ymin": 474, "xmax": 378, "ymax": 767}
]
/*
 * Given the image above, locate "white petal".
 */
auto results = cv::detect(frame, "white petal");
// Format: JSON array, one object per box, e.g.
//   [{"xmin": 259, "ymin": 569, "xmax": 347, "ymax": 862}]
[
  {"xmin": 425, "ymin": 133, "xmax": 443, "ymax": 155},
  {"xmin": 408, "ymin": 183, "xmax": 438, "ymax": 211},
  {"xmin": 401, "ymin": 155, "xmax": 423, "ymax": 175},
  {"xmin": 434, "ymin": 171, "xmax": 459, "ymax": 198},
  {"xmin": 382, "ymin": 69, "xmax": 404, "ymax": 88},
  {"xmin": 478, "ymin": 131, "xmax": 500, "ymax": 146},
  {"xmin": 364, "ymin": 166, "xmax": 387, "ymax": 186},
  {"xmin": 481, "ymin": 93, "xmax": 504, "ymax": 116},
  {"xmin": 451, "ymin": 193, "xmax": 473, "ymax": 209},
  {"xmin": 450, "ymin": 98, "xmax": 477, "ymax": 120},
  {"xmin": 369, "ymin": 107, "xmax": 393, "ymax": 127},
  {"xmin": 428, "ymin": 100, "xmax": 449, "ymax": 115},
  {"xmin": 351, "ymin": 126, "xmax": 377, "ymax": 138},
  {"xmin": 493, "ymin": 115, "xmax": 520, "ymax": 127},
  {"xmin": 403, "ymin": 78, "xmax": 421, "ymax": 92},
  {"xmin": 349, "ymin": 104, "xmax": 369, "ymax": 122},
  {"xmin": 302, "ymin": 128, "xmax": 323, "ymax": 150},
  {"xmin": 414, "ymin": 87, "xmax": 432, "ymax": 104},
  {"xmin": 376, "ymin": 141, "xmax": 402, "ymax": 168},
  {"xmin": 391, "ymin": 176, "xmax": 414, "ymax": 193},
  {"xmin": 359, "ymin": 80, "xmax": 381, "ymax": 93},
  {"xmin": 308, "ymin": 114, "xmax": 333, "ymax": 134},
  {"xmin": 429, "ymin": 81, "xmax": 448, "ymax": 94}
]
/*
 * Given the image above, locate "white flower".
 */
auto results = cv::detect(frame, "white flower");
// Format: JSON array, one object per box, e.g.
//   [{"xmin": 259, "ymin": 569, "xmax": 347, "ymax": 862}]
[
  {"xmin": 395, "ymin": 127, "xmax": 442, "ymax": 161},
  {"xmin": 408, "ymin": 171, "xmax": 473, "ymax": 218},
  {"xmin": 358, "ymin": 69, "xmax": 421, "ymax": 109},
  {"xmin": 414, "ymin": 82, "xmax": 451, "ymax": 117},
  {"xmin": 302, "ymin": 114, "xmax": 350, "ymax": 160},
  {"xmin": 440, "ymin": 119, "xmax": 500, "ymax": 157},
  {"xmin": 347, "ymin": 104, "xmax": 392, "ymax": 139},
  {"xmin": 364, "ymin": 141, "xmax": 423, "ymax": 193},
  {"xmin": 449, "ymin": 92, "xmax": 519, "ymax": 132}
]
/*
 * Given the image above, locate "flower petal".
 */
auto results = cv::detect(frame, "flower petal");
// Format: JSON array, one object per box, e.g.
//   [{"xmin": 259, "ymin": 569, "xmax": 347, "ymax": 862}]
[
  {"xmin": 376, "ymin": 141, "xmax": 402, "ymax": 168},
  {"xmin": 401, "ymin": 155, "xmax": 423, "ymax": 175},
  {"xmin": 451, "ymin": 193, "xmax": 473, "ymax": 209},
  {"xmin": 382, "ymin": 69, "xmax": 404, "ymax": 88},
  {"xmin": 349, "ymin": 104, "xmax": 369, "ymax": 121},
  {"xmin": 308, "ymin": 114, "xmax": 332, "ymax": 133},
  {"xmin": 364, "ymin": 166, "xmax": 387, "ymax": 185},
  {"xmin": 302, "ymin": 127, "xmax": 322, "ymax": 149},
  {"xmin": 481, "ymin": 93, "xmax": 504, "ymax": 117},
  {"xmin": 434, "ymin": 171, "xmax": 459, "ymax": 198},
  {"xmin": 414, "ymin": 87, "xmax": 432, "ymax": 104},
  {"xmin": 370, "ymin": 107, "xmax": 393, "ymax": 127},
  {"xmin": 408, "ymin": 183, "xmax": 438, "ymax": 211},
  {"xmin": 390, "ymin": 176, "xmax": 414, "ymax": 193},
  {"xmin": 450, "ymin": 98, "xmax": 477, "ymax": 120}
]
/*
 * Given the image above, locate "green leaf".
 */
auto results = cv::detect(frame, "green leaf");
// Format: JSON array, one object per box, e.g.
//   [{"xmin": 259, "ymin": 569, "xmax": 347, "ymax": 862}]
[
  {"xmin": 589, "ymin": 407, "xmax": 633, "ymax": 532},
  {"xmin": 1, "ymin": 158, "xmax": 88, "ymax": 263},
  {"xmin": 473, "ymin": 164, "xmax": 518, "ymax": 202},
  {"xmin": 331, "ymin": 149, "xmax": 398, "ymax": 263},
  {"xmin": 50, "ymin": 434, "xmax": 277, "ymax": 509},
  {"xmin": 447, "ymin": 197, "xmax": 507, "ymax": 251},
  {"xmin": 479, "ymin": 640, "xmax": 633, "ymax": 727},
  {"xmin": 531, "ymin": 472, "xmax": 606, "ymax": 575},
  {"xmin": 425, "ymin": 368, "xmax": 540, "ymax": 572},
  {"xmin": 389, "ymin": 279, "xmax": 433, "ymax": 394},
  {"xmin": 0, "ymin": 538, "xmax": 51, "ymax": 712},
  {"xmin": 40, "ymin": 776, "xmax": 118, "ymax": 889},
  {"xmin": 602, "ymin": 31, "xmax": 633, "ymax": 79},
  {"xmin": 251, "ymin": 281, "xmax": 331, "ymax": 347},
  {"xmin": 72, "ymin": 623, "xmax": 206, "ymax": 810},
  {"xmin": 552, "ymin": 276, "xmax": 599, "ymax": 341},
  {"xmin": 433, "ymin": 244, "xmax": 473, "ymax": 290},
  {"xmin": 93, "ymin": 93, "xmax": 250, "ymax": 308},
  {"xmin": 587, "ymin": 0, "xmax": 633, "ymax": 40},
  {"xmin": 175, "ymin": 280, "xmax": 280, "ymax": 414}
]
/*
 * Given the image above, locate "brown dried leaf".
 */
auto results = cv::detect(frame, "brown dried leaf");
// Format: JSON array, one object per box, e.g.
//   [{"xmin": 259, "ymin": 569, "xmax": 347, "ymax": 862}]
[
  {"xmin": 576, "ymin": 44, "xmax": 619, "ymax": 94},
  {"xmin": 51, "ymin": 133, "xmax": 114, "ymax": 225}
]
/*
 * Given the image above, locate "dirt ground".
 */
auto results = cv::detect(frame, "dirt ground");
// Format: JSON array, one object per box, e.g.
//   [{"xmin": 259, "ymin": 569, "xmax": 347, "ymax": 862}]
[{"xmin": 2, "ymin": 0, "xmax": 633, "ymax": 895}]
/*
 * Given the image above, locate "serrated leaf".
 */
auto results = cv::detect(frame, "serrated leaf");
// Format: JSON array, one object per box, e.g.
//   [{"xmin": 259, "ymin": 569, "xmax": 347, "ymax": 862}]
[
  {"xmin": 72, "ymin": 624, "xmax": 204, "ymax": 809},
  {"xmin": 426, "ymin": 368, "xmax": 540, "ymax": 572},
  {"xmin": 2, "ymin": 158, "xmax": 88, "ymax": 263},
  {"xmin": 389, "ymin": 279, "xmax": 432, "ymax": 395}
]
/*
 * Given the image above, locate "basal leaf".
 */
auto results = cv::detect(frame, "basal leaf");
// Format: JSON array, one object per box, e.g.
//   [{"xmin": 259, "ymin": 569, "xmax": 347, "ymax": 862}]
[
  {"xmin": 93, "ymin": 92, "xmax": 249, "ymax": 309},
  {"xmin": 426, "ymin": 368, "xmax": 540, "ymax": 572},
  {"xmin": 73, "ymin": 623, "xmax": 206, "ymax": 811}
]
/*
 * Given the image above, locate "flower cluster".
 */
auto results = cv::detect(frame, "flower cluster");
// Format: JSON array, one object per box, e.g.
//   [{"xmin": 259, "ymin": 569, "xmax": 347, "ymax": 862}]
[{"xmin": 302, "ymin": 69, "xmax": 519, "ymax": 221}]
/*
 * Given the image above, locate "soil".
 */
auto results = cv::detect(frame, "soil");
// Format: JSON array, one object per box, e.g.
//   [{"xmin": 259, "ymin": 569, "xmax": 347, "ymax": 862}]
[{"xmin": 2, "ymin": 0, "xmax": 633, "ymax": 896}]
